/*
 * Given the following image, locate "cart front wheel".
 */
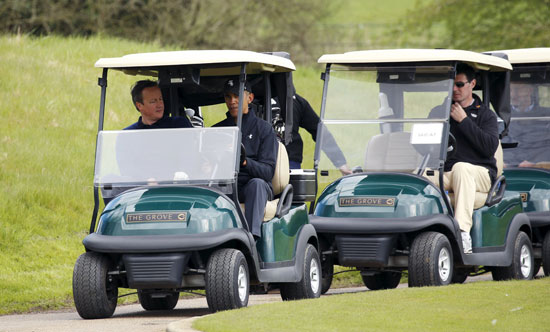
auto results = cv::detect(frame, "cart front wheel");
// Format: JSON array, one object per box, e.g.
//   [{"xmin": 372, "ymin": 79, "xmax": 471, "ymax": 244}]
[
  {"xmin": 73, "ymin": 252, "xmax": 118, "ymax": 319},
  {"xmin": 205, "ymin": 248, "xmax": 249, "ymax": 312},
  {"xmin": 408, "ymin": 232, "xmax": 453, "ymax": 287}
]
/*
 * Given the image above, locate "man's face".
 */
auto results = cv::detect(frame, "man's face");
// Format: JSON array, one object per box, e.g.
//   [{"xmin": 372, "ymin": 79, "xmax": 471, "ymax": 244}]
[
  {"xmin": 453, "ymin": 73, "xmax": 475, "ymax": 105},
  {"xmin": 224, "ymin": 91, "xmax": 254, "ymax": 118},
  {"xmin": 511, "ymin": 83, "xmax": 534, "ymax": 110},
  {"xmin": 136, "ymin": 86, "xmax": 164, "ymax": 125}
]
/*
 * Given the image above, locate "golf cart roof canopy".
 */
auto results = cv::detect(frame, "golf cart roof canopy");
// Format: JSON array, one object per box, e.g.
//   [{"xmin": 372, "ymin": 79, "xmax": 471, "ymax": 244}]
[
  {"xmin": 318, "ymin": 49, "xmax": 512, "ymax": 72},
  {"xmin": 488, "ymin": 48, "xmax": 550, "ymax": 64},
  {"xmin": 95, "ymin": 50, "xmax": 296, "ymax": 75}
]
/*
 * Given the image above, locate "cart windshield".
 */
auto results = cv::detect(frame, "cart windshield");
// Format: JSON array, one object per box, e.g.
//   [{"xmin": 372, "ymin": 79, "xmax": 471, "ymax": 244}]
[
  {"xmin": 503, "ymin": 67, "xmax": 550, "ymax": 169},
  {"xmin": 317, "ymin": 65, "xmax": 453, "ymax": 186},
  {"xmin": 94, "ymin": 127, "xmax": 239, "ymax": 190}
]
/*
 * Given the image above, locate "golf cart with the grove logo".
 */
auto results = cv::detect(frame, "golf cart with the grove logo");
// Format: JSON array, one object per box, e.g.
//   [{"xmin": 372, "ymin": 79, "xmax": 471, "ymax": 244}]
[
  {"xmin": 72, "ymin": 50, "xmax": 321, "ymax": 319},
  {"xmin": 309, "ymin": 49, "xmax": 537, "ymax": 292}
]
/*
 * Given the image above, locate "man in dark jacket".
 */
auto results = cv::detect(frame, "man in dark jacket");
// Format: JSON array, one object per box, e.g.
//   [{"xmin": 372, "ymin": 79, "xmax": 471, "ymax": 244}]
[
  {"xmin": 214, "ymin": 79, "xmax": 278, "ymax": 239},
  {"xmin": 125, "ymin": 80, "xmax": 192, "ymax": 130},
  {"xmin": 431, "ymin": 64, "xmax": 499, "ymax": 253}
]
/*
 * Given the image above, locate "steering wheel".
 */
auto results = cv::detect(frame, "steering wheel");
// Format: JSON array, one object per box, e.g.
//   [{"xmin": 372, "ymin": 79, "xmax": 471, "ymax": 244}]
[{"xmin": 447, "ymin": 132, "xmax": 457, "ymax": 159}]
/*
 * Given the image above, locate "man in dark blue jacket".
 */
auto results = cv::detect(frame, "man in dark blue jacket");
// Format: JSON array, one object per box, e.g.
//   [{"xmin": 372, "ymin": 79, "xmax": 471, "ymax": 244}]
[
  {"xmin": 214, "ymin": 79, "xmax": 278, "ymax": 239},
  {"xmin": 125, "ymin": 80, "xmax": 192, "ymax": 130},
  {"xmin": 430, "ymin": 64, "xmax": 499, "ymax": 253}
]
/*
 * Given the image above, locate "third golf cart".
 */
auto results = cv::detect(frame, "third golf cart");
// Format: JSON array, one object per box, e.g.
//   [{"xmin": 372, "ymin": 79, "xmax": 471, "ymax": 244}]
[
  {"xmin": 489, "ymin": 48, "xmax": 550, "ymax": 276},
  {"xmin": 308, "ymin": 49, "xmax": 537, "ymax": 292}
]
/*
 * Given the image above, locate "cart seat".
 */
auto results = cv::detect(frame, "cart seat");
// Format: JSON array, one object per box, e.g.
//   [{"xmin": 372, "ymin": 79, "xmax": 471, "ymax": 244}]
[
  {"xmin": 364, "ymin": 132, "xmax": 423, "ymax": 173},
  {"xmin": 449, "ymin": 142, "xmax": 505, "ymax": 209},
  {"xmin": 240, "ymin": 142, "xmax": 293, "ymax": 221}
]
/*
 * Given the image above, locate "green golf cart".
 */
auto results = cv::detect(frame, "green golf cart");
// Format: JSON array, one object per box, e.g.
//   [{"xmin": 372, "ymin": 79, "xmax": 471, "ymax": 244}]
[
  {"xmin": 488, "ymin": 48, "xmax": 550, "ymax": 276},
  {"xmin": 72, "ymin": 50, "xmax": 321, "ymax": 319},
  {"xmin": 308, "ymin": 49, "xmax": 536, "ymax": 292}
]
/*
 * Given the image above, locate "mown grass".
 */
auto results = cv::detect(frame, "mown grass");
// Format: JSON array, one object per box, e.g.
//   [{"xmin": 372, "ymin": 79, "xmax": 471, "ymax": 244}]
[{"xmin": 194, "ymin": 278, "xmax": 550, "ymax": 332}]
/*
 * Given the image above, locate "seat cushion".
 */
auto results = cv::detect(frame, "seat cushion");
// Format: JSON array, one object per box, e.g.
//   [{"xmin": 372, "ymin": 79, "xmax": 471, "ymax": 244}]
[
  {"xmin": 272, "ymin": 142, "xmax": 290, "ymax": 195},
  {"xmin": 240, "ymin": 199, "xmax": 280, "ymax": 222}
]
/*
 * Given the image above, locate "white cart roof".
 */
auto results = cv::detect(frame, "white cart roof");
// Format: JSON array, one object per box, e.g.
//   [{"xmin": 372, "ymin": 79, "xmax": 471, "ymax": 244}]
[
  {"xmin": 318, "ymin": 49, "xmax": 512, "ymax": 71},
  {"xmin": 488, "ymin": 48, "xmax": 550, "ymax": 64},
  {"xmin": 95, "ymin": 50, "xmax": 295, "ymax": 75}
]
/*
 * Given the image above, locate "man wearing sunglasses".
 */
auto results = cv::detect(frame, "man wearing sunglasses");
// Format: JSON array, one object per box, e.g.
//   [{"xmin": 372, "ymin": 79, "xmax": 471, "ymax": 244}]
[{"xmin": 431, "ymin": 63, "xmax": 499, "ymax": 254}]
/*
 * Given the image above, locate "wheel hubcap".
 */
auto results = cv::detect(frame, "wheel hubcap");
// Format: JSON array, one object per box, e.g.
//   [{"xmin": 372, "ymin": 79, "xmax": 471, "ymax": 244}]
[
  {"xmin": 310, "ymin": 259, "xmax": 320, "ymax": 294},
  {"xmin": 438, "ymin": 248, "xmax": 451, "ymax": 282},
  {"xmin": 237, "ymin": 265, "xmax": 248, "ymax": 301},
  {"xmin": 520, "ymin": 244, "xmax": 532, "ymax": 278}
]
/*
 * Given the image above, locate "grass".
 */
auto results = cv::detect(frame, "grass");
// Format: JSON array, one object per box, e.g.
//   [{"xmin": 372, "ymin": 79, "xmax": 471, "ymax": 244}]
[
  {"xmin": 194, "ymin": 278, "xmax": 550, "ymax": 332},
  {"xmin": 0, "ymin": 34, "xmax": 186, "ymax": 314}
]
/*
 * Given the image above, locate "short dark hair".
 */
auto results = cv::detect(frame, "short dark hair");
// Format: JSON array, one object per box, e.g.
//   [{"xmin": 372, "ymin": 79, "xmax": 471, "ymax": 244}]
[
  {"xmin": 456, "ymin": 63, "xmax": 476, "ymax": 82},
  {"xmin": 131, "ymin": 80, "xmax": 158, "ymax": 111}
]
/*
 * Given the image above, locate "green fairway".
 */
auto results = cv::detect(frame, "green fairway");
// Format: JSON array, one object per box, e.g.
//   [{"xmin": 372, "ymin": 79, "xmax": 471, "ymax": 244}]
[{"xmin": 194, "ymin": 278, "xmax": 550, "ymax": 332}]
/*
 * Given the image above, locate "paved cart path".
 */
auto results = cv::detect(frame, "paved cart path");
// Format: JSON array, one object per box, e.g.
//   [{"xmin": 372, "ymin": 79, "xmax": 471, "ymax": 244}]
[{"xmin": 0, "ymin": 273, "xmax": 538, "ymax": 332}]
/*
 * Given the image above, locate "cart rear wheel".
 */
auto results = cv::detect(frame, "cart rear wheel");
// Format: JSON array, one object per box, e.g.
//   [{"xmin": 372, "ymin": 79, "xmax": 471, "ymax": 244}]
[
  {"xmin": 492, "ymin": 231, "xmax": 534, "ymax": 281},
  {"xmin": 320, "ymin": 255, "xmax": 333, "ymax": 294},
  {"xmin": 205, "ymin": 249, "xmax": 249, "ymax": 312},
  {"xmin": 542, "ymin": 231, "xmax": 550, "ymax": 277},
  {"xmin": 408, "ymin": 232, "xmax": 453, "ymax": 287},
  {"xmin": 451, "ymin": 268, "xmax": 468, "ymax": 284},
  {"xmin": 73, "ymin": 252, "xmax": 118, "ymax": 319},
  {"xmin": 280, "ymin": 244, "xmax": 321, "ymax": 300},
  {"xmin": 362, "ymin": 271, "xmax": 401, "ymax": 290},
  {"xmin": 138, "ymin": 290, "xmax": 179, "ymax": 310}
]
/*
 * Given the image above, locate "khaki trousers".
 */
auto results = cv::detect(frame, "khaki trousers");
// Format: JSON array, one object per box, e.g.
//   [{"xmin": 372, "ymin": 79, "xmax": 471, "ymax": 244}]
[{"xmin": 428, "ymin": 162, "xmax": 491, "ymax": 232}]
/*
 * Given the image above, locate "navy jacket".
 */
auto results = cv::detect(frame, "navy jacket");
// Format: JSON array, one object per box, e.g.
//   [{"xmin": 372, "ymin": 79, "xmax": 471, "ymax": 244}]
[
  {"xmin": 214, "ymin": 108, "xmax": 278, "ymax": 187},
  {"xmin": 124, "ymin": 116, "xmax": 192, "ymax": 130},
  {"xmin": 434, "ymin": 94, "xmax": 499, "ymax": 182}
]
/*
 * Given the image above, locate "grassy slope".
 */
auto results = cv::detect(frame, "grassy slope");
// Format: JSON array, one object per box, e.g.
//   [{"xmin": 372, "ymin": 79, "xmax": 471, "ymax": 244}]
[
  {"xmin": 0, "ymin": 35, "xmax": 181, "ymax": 313},
  {"xmin": 195, "ymin": 278, "xmax": 550, "ymax": 332}
]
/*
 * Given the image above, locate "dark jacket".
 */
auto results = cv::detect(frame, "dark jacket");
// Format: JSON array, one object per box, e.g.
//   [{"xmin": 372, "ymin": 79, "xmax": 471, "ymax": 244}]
[
  {"xmin": 444, "ymin": 94, "xmax": 499, "ymax": 182},
  {"xmin": 124, "ymin": 116, "xmax": 192, "ymax": 130},
  {"xmin": 214, "ymin": 108, "xmax": 278, "ymax": 187}
]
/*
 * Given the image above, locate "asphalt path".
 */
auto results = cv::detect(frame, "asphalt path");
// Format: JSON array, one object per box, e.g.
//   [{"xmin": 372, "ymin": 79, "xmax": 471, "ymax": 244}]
[{"xmin": 0, "ymin": 273, "xmax": 538, "ymax": 332}]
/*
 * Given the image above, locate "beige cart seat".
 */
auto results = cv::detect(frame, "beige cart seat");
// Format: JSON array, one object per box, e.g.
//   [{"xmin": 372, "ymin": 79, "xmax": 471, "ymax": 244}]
[
  {"xmin": 240, "ymin": 142, "xmax": 292, "ymax": 221},
  {"xmin": 364, "ymin": 132, "xmax": 423, "ymax": 173}
]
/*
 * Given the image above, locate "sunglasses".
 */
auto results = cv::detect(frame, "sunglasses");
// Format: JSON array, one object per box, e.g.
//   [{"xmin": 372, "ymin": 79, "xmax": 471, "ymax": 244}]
[{"xmin": 454, "ymin": 81, "xmax": 470, "ymax": 88}]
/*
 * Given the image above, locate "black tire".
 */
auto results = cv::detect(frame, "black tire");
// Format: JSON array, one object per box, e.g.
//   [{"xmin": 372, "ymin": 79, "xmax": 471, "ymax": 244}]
[
  {"xmin": 138, "ymin": 290, "xmax": 179, "ymax": 311},
  {"xmin": 492, "ymin": 231, "xmax": 534, "ymax": 281},
  {"xmin": 280, "ymin": 244, "xmax": 321, "ymax": 300},
  {"xmin": 362, "ymin": 271, "xmax": 402, "ymax": 290},
  {"xmin": 542, "ymin": 231, "xmax": 550, "ymax": 277},
  {"xmin": 408, "ymin": 232, "xmax": 453, "ymax": 287},
  {"xmin": 73, "ymin": 252, "xmax": 118, "ymax": 319},
  {"xmin": 205, "ymin": 249, "xmax": 249, "ymax": 312},
  {"xmin": 320, "ymin": 256, "xmax": 333, "ymax": 295},
  {"xmin": 451, "ymin": 269, "xmax": 468, "ymax": 284}
]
